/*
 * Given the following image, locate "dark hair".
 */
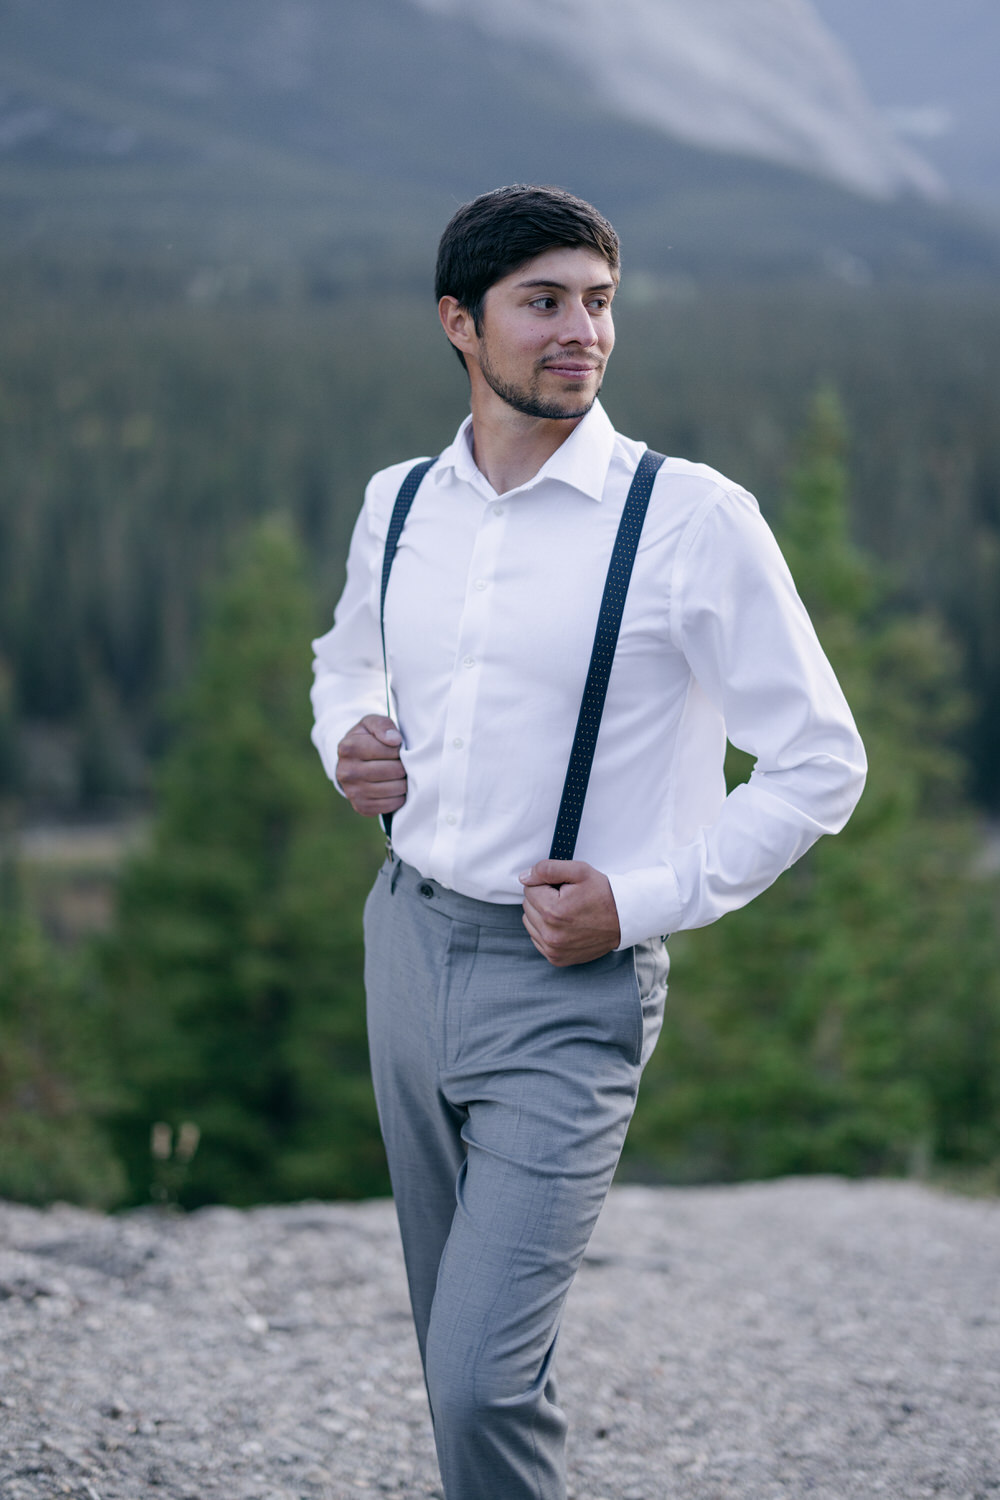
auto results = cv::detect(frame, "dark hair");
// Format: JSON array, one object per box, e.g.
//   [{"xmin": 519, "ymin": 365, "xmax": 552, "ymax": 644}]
[{"xmin": 435, "ymin": 185, "xmax": 620, "ymax": 366}]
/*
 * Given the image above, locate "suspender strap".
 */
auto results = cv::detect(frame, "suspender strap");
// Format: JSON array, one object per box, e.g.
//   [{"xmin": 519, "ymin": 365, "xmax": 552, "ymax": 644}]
[
  {"xmin": 380, "ymin": 456, "xmax": 439, "ymax": 658},
  {"xmin": 379, "ymin": 456, "xmax": 437, "ymax": 840},
  {"xmin": 548, "ymin": 448, "xmax": 665, "ymax": 862}
]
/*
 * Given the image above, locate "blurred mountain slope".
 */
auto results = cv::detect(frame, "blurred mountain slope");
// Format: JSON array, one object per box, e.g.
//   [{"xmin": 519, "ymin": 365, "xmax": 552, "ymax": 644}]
[
  {"xmin": 413, "ymin": 0, "xmax": 942, "ymax": 199},
  {"xmin": 813, "ymin": 0, "xmax": 1000, "ymax": 213},
  {"xmin": 0, "ymin": 0, "xmax": 997, "ymax": 280}
]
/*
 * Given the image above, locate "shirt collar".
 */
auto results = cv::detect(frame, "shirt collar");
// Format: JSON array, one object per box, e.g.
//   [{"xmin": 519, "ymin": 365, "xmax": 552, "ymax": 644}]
[{"xmin": 433, "ymin": 400, "xmax": 617, "ymax": 504}]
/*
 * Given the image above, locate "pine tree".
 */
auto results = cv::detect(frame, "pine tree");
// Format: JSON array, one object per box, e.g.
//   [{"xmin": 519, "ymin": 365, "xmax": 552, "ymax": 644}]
[
  {"xmin": 0, "ymin": 853, "xmax": 125, "ymax": 1206},
  {"xmin": 625, "ymin": 390, "xmax": 1000, "ymax": 1184},
  {"xmin": 102, "ymin": 516, "xmax": 386, "ymax": 1206}
]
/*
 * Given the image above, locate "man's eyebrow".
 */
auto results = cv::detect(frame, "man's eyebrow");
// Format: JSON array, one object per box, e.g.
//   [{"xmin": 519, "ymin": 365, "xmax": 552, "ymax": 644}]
[{"xmin": 514, "ymin": 278, "xmax": 617, "ymax": 292}]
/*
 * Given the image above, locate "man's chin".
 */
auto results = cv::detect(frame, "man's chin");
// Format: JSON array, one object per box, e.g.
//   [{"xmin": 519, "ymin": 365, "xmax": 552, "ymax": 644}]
[
  {"xmin": 481, "ymin": 362, "xmax": 602, "ymax": 422},
  {"xmin": 550, "ymin": 401, "xmax": 597, "ymax": 420},
  {"xmin": 511, "ymin": 391, "xmax": 599, "ymax": 422}
]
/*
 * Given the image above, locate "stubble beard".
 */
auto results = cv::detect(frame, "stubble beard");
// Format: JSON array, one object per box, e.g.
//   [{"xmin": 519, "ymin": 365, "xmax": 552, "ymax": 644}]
[{"xmin": 478, "ymin": 345, "xmax": 603, "ymax": 422}]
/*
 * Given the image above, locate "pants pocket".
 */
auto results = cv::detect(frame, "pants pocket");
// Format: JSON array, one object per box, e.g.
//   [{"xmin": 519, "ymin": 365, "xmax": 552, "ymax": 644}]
[{"xmin": 632, "ymin": 937, "xmax": 669, "ymax": 1069}]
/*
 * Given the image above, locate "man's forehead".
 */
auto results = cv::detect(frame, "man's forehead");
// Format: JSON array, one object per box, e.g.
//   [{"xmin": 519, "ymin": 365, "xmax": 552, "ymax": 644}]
[{"xmin": 495, "ymin": 245, "xmax": 619, "ymax": 290}]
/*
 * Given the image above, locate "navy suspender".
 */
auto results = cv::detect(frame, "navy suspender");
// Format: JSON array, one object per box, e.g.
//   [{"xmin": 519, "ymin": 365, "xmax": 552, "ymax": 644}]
[
  {"xmin": 379, "ymin": 448, "xmax": 665, "ymax": 860},
  {"xmin": 378, "ymin": 456, "xmax": 437, "ymax": 841},
  {"xmin": 379, "ymin": 456, "xmax": 438, "ymax": 708},
  {"xmin": 548, "ymin": 448, "xmax": 664, "ymax": 859}
]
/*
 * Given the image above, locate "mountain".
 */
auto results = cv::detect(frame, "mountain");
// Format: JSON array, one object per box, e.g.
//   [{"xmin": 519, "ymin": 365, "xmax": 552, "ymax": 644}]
[
  {"xmin": 812, "ymin": 0, "xmax": 1000, "ymax": 214},
  {"xmin": 0, "ymin": 0, "xmax": 997, "ymax": 284},
  {"xmin": 412, "ymin": 0, "xmax": 942, "ymax": 200}
]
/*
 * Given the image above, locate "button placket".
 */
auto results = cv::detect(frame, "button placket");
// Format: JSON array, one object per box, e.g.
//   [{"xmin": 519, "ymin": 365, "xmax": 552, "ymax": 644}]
[{"xmin": 430, "ymin": 498, "xmax": 505, "ymax": 873}]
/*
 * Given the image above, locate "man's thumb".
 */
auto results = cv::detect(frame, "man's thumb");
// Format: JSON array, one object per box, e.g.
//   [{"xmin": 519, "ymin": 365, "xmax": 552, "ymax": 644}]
[
  {"xmin": 519, "ymin": 859, "xmax": 578, "ymax": 888},
  {"xmin": 365, "ymin": 714, "xmax": 402, "ymax": 745}
]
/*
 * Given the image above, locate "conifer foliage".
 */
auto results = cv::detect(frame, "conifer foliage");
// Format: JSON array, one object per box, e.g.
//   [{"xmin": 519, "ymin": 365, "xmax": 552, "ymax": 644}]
[
  {"xmin": 7, "ymin": 399, "xmax": 999, "ymax": 1208},
  {"xmin": 625, "ymin": 390, "xmax": 1000, "ymax": 1184},
  {"xmin": 101, "ymin": 516, "xmax": 386, "ymax": 1207},
  {"xmin": 0, "ymin": 865, "xmax": 124, "ymax": 1206}
]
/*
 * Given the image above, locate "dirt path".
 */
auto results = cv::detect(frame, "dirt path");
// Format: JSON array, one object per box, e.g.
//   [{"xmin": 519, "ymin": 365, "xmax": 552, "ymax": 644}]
[{"xmin": 1, "ymin": 1177, "xmax": 998, "ymax": 1499}]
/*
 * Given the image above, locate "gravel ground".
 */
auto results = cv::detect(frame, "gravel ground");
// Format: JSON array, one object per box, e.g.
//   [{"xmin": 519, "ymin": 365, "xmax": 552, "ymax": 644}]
[{"xmin": 1, "ymin": 1177, "xmax": 998, "ymax": 1500}]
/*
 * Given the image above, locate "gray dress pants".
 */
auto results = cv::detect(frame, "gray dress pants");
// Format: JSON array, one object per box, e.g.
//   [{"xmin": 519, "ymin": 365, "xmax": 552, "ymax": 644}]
[{"xmin": 363, "ymin": 856, "xmax": 667, "ymax": 1500}]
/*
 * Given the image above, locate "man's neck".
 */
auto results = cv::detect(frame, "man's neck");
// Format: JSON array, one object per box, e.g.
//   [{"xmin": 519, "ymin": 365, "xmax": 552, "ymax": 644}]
[{"xmin": 468, "ymin": 394, "xmax": 585, "ymax": 497}]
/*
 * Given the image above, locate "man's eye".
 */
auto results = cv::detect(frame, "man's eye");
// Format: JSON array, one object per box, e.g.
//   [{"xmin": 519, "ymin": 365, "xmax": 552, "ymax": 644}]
[{"xmin": 530, "ymin": 297, "xmax": 557, "ymax": 310}]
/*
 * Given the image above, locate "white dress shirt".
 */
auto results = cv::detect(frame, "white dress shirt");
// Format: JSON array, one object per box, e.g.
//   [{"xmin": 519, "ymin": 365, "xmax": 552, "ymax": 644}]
[{"xmin": 311, "ymin": 401, "xmax": 866, "ymax": 949}]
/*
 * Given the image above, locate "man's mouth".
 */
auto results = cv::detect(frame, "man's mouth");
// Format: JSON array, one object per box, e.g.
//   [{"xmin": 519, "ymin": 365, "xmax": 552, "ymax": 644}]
[{"xmin": 542, "ymin": 363, "xmax": 600, "ymax": 380}]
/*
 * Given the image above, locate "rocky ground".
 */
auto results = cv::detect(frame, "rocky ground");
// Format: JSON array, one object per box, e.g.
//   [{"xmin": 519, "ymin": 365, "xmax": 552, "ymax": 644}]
[{"xmin": 1, "ymin": 1177, "xmax": 998, "ymax": 1500}]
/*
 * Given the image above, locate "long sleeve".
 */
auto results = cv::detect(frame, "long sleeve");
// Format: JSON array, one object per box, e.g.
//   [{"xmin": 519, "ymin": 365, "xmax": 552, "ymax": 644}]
[
  {"xmin": 607, "ymin": 487, "xmax": 867, "ymax": 947},
  {"xmin": 310, "ymin": 487, "xmax": 387, "ymax": 788}
]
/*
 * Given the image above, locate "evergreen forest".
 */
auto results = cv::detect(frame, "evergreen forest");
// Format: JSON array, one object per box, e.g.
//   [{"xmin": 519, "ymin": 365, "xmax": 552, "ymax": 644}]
[{"xmin": 1, "ymin": 263, "xmax": 999, "ymax": 1208}]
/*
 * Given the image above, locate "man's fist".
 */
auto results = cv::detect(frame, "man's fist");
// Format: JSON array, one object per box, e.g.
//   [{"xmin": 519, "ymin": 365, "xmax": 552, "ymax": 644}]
[
  {"xmin": 519, "ymin": 859, "xmax": 621, "ymax": 966},
  {"xmin": 336, "ymin": 715, "xmax": 407, "ymax": 817}
]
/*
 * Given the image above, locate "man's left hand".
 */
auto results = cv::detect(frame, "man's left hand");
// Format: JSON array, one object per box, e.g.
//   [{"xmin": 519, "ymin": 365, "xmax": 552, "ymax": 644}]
[{"xmin": 519, "ymin": 860, "xmax": 621, "ymax": 967}]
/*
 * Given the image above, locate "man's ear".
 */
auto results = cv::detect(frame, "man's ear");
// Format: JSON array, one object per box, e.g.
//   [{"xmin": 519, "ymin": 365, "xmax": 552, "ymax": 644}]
[{"xmin": 438, "ymin": 296, "xmax": 478, "ymax": 362}]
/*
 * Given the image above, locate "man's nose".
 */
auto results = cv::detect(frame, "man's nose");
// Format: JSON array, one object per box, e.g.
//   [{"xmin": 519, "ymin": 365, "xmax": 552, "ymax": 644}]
[{"xmin": 557, "ymin": 301, "xmax": 600, "ymax": 345}]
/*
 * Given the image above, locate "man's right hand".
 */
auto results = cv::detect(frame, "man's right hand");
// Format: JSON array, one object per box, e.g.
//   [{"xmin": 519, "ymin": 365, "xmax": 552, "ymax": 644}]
[{"xmin": 336, "ymin": 714, "xmax": 407, "ymax": 818}]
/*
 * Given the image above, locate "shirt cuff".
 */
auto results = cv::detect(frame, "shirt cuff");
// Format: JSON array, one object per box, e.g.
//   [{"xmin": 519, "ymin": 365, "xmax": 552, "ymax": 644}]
[
  {"xmin": 311, "ymin": 720, "xmax": 348, "ymax": 795},
  {"xmin": 608, "ymin": 865, "xmax": 683, "ymax": 950}
]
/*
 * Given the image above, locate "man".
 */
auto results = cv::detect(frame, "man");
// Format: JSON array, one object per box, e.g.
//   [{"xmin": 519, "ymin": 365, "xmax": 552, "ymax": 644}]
[{"xmin": 311, "ymin": 185, "xmax": 866, "ymax": 1500}]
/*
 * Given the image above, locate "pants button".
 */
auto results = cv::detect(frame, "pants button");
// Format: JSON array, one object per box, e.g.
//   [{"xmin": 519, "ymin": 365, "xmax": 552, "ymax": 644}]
[{"xmin": 418, "ymin": 883, "xmax": 434, "ymax": 899}]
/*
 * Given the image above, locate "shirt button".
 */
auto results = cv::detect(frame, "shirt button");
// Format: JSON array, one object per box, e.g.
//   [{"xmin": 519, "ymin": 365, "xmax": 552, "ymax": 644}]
[
  {"xmin": 463, "ymin": 655, "xmax": 476, "ymax": 669},
  {"xmin": 492, "ymin": 504, "xmax": 504, "ymax": 516},
  {"xmin": 445, "ymin": 813, "xmax": 457, "ymax": 826},
  {"xmin": 452, "ymin": 737, "xmax": 464, "ymax": 749},
  {"xmin": 474, "ymin": 579, "xmax": 487, "ymax": 591}
]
